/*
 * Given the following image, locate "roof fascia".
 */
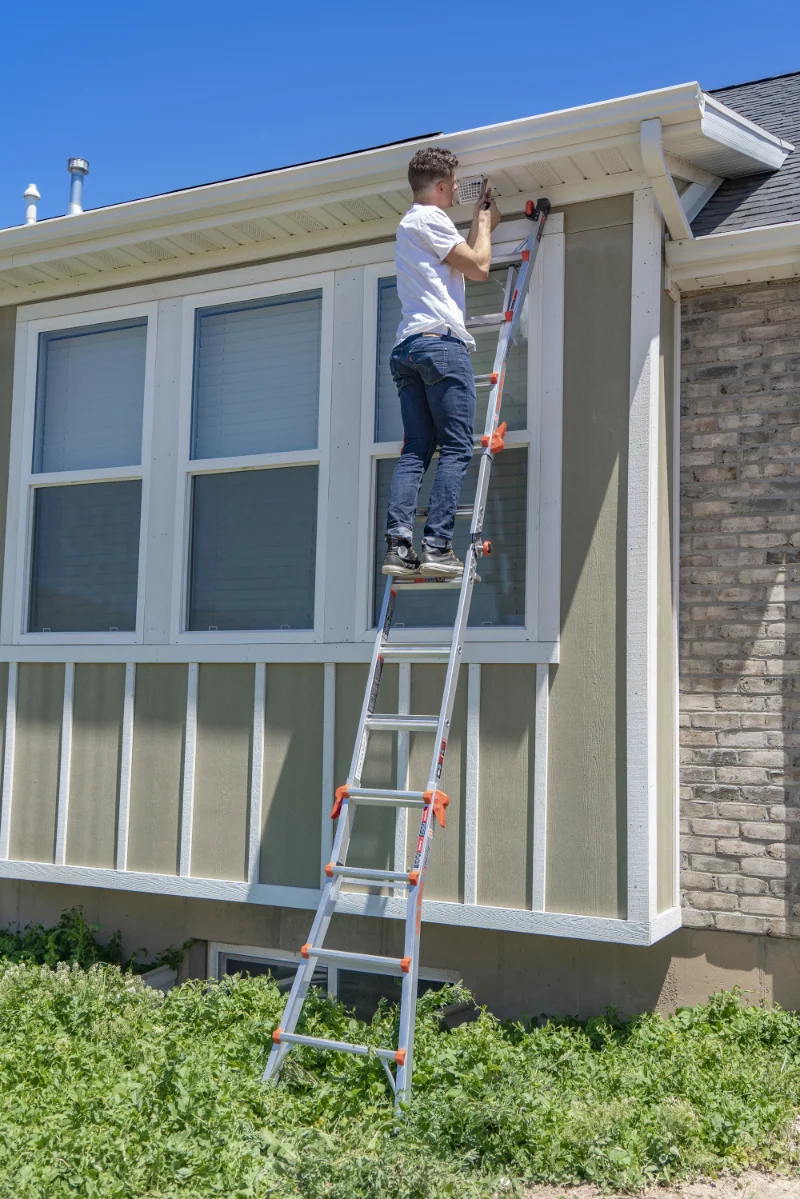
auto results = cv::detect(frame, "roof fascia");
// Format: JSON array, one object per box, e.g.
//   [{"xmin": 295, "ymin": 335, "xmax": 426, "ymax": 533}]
[{"xmin": 701, "ymin": 93, "xmax": 794, "ymax": 171}]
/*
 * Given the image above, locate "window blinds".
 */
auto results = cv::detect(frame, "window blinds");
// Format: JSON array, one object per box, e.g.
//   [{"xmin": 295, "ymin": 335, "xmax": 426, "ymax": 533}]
[
  {"xmin": 188, "ymin": 466, "xmax": 318, "ymax": 630},
  {"xmin": 29, "ymin": 480, "xmax": 142, "ymax": 632},
  {"xmin": 33, "ymin": 320, "xmax": 147, "ymax": 473},
  {"xmin": 192, "ymin": 291, "xmax": 322, "ymax": 459}
]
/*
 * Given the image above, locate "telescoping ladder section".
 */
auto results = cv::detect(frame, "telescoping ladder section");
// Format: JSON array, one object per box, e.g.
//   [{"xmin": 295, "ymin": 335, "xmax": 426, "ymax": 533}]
[{"xmin": 264, "ymin": 197, "xmax": 552, "ymax": 1107}]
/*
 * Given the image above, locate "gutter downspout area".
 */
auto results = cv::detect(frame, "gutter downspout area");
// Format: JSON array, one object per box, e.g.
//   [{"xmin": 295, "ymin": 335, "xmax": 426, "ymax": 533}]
[{"xmin": 640, "ymin": 118, "xmax": 693, "ymax": 241}]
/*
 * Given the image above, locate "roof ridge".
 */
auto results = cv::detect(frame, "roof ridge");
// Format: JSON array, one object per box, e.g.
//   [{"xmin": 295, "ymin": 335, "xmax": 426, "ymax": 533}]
[{"xmin": 711, "ymin": 69, "xmax": 800, "ymax": 94}]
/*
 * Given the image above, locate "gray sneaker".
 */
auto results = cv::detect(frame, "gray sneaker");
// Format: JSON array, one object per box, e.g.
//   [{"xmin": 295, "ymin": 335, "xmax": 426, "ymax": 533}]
[{"xmin": 419, "ymin": 545, "xmax": 464, "ymax": 578}]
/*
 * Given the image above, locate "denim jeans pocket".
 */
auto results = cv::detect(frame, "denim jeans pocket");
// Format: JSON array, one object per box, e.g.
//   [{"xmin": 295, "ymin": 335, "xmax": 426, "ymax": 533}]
[{"xmin": 409, "ymin": 347, "xmax": 448, "ymax": 385}]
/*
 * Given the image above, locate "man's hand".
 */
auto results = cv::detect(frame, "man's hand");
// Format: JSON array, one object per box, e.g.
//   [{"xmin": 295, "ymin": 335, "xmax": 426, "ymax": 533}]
[{"xmin": 473, "ymin": 182, "xmax": 502, "ymax": 232}]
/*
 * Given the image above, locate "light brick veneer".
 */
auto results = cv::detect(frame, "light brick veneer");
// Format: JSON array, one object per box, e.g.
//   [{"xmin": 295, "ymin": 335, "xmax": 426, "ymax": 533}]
[{"xmin": 680, "ymin": 278, "xmax": 800, "ymax": 937}]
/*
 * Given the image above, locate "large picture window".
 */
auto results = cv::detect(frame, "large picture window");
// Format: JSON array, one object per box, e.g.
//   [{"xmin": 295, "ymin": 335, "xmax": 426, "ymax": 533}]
[
  {"xmin": 370, "ymin": 269, "xmax": 530, "ymax": 630},
  {"xmin": 25, "ymin": 317, "xmax": 149, "ymax": 634},
  {"xmin": 184, "ymin": 289, "xmax": 324, "ymax": 633}
]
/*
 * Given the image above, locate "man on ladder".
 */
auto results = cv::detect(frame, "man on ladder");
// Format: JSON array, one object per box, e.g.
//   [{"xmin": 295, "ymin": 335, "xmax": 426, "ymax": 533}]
[{"xmin": 383, "ymin": 147, "xmax": 501, "ymax": 581}]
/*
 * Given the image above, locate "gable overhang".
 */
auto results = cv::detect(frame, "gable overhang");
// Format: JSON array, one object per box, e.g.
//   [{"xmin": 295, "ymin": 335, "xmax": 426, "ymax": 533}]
[
  {"xmin": 667, "ymin": 219, "xmax": 800, "ymax": 291},
  {"xmin": 0, "ymin": 81, "xmax": 791, "ymax": 306}
]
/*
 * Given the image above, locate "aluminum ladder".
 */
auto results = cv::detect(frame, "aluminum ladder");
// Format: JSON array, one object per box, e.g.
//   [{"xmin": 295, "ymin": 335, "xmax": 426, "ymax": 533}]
[{"xmin": 264, "ymin": 196, "xmax": 552, "ymax": 1108}]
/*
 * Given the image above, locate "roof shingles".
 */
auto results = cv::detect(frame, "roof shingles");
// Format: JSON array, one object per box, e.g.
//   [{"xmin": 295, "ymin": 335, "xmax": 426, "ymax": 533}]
[{"xmin": 692, "ymin": 72, "xmax": 800, "ymax": 236}]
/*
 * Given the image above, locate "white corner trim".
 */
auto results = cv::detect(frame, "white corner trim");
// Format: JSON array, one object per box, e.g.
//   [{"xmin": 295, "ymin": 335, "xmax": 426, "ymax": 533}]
[
  {"xmin": 627, "ymin": 189, "xmax": 662, "ymax": 924},
  {"xmin": 463, "ymin": 663, "xmax": 480, "ymax": 907},
  {"xmin": 247, "ymin": 663, "xmax": 266, "ymax": 885},
  {"xmin": 0, "ymin": 856, "xmax": 682, "ymax": 947},
  {"xmin": 640, "ymin": 119, "xmax": 693, "ymax": 241}
]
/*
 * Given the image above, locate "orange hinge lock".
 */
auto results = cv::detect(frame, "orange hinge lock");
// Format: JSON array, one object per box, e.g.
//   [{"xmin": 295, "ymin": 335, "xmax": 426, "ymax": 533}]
[
  {"xmin": 422, "ymin": 789, "xmax": 450, "ymax": 829},
  {"xmin": 481, "ymin": 420, "xmax": 507, "ymax": 455},
  {"xmin": 482, "ymin": 541, "xmax": 493, "ymax": 556},
  {"xmin": 331, "ymin": 784, "xmax": 349, "ymax": 820}
]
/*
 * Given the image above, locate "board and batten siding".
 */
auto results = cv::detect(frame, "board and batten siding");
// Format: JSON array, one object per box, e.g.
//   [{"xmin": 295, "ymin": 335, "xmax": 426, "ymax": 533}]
[{"xmin": 0, "ymin": 194, "xmax": 679, "ymax": 945}]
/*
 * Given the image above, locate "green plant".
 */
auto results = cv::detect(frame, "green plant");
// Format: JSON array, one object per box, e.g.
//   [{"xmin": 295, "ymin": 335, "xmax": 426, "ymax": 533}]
[
  {"xmin": 0, "ymin": 905, "xmax": 193, "ymax": 974},
  {"xmin": 0, "ymin": 967, "xmax": 798, "ymax": 1197}
]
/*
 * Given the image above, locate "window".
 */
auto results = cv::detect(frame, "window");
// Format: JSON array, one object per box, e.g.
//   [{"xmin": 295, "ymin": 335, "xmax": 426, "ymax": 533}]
[
  {"xmin": 183, "ymin": 288, "xmax": 325, "ymax": 634},
  {"xmin": 370, "ymin": 269, "xmax": 531, "ymax": 630},
  {"xmin": 22, "ymin": 315, "xmax": 151, "ymax": 636},
  {"xmin": 215, "ymin": 945, "xmax": 452, "ymax": 1023}
]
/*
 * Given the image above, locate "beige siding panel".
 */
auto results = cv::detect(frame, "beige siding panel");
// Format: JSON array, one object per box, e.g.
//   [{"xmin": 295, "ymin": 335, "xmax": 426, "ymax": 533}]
[
  {"xmin": 657, "ymin": 290, "xmax": 677, "ymax": 912},
  {"xmin": 564, "ymin": 195, "xmax": 634, "ymax": 235},
  {"xmin": 547, "ymin": 216, "xmax": 633, "ymax": 918},
  {"xmin": 191, "ymin": 665, "xmax": 253, "ymax": 882},
  {"xmin": 261, "ymin": 664, "xmax": 323, "ymax": 888},
  {"xmin": 0, "ymin": 306, "xmax": 16, "ymax": 598},
  {"xmin": 10, "ymin": 664, "xmax": 64, "ymax": 863},
  {"xmin": 477, "ymin": 665, "xmax": 536, "ymax": 909},
  {"xmin": 406, "ymin": 666, "xmax": 466, "ymax": 904},
  {"xmin": 66, "ymin": 664, "xmax": 125, "ymax": 868},
  {"xmin": 127, "ymin": 665, "xmax": 187, "ymax": 876},
  {"xmin": 335, "ymin": 664, "xmax": 397, "ymax": 887}
]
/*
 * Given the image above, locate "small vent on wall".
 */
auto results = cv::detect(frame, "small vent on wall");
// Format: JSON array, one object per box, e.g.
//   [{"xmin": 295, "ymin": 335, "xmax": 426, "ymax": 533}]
[
  {"xmin": 342, "ymin": 198, "xmax": 382, "ymax": 222},
  {"xmin": 287, "ymin": 210, "xmax": 326, "ymax": 233},
  {"xmin": 183, "ymin": 231, "xmax": 221, "ymax": 252},
  {"xmin": 134, "ymin": 241, "xmax": 177, "ymax": 261},
  {"xmin": 596, "ymin": 147, "xmax": 629, "ymax": 175},
  {"xmin": 232, "ymin": 220, "xmax": 274, "ymax": 242}
]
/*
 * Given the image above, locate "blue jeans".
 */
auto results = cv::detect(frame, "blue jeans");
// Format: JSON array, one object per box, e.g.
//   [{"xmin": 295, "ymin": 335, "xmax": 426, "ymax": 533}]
[{"xmin": 385, "ymin": 333, "xmax": 476, "ymax": 548}]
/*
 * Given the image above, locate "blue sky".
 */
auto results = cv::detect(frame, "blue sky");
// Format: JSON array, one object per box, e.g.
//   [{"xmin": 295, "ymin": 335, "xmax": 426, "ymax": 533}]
[{"xmin": 1, "ymin": 0, "xmax": 798, "ymax": 230}]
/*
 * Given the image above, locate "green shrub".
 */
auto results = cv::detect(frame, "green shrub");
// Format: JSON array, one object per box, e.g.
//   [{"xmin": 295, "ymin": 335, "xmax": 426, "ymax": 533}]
[
  {"xmin": 0, "ymin": 905, "xmax": 191, "ymax": 973},
  {"xmin": 0, "ymin": 962, "xmax": 797, "ymax": 1197}
]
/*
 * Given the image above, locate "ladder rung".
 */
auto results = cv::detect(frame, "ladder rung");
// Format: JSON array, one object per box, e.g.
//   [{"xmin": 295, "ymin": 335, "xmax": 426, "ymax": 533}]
[
  {"xmin": 273, "ymin": 1030, "xmax": 401, "ymax": 1063},
  {"xmin": 465, "ymin": 312, "xmax": 510, "ymax": 329},
  {"xmin": 327, "ymin": 864, "xmax": 417, "ymax": 885},
  {"xmin": 347, "ymin": 787, "xmax": 428, "ymax": 808},
  {"xmin": 301, "ymin": 947, "xmax": 411, "ymax": 974},
  {"xmin": 380, "ymin": 646, "xmax": 452, "ymax": 662},
  {"xmin": 365, "ymin": 714, "xmax": 438, "ymax": 732},
  {"xmin": 392, "ymin": 575, "xmax": 479, "ymax": 590}
]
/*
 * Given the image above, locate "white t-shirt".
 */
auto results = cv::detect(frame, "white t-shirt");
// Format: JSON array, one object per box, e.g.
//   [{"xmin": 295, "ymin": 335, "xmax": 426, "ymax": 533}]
[{"xmin": 394, "ymin": 203, "xmax": 476, "ymax": 350}]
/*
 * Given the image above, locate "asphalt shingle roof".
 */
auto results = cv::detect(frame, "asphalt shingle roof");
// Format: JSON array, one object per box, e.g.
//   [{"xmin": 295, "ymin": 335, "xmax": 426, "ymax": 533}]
[{"xmin": 692, "ymin": 72, "xmax": 800, "ymax": 236}]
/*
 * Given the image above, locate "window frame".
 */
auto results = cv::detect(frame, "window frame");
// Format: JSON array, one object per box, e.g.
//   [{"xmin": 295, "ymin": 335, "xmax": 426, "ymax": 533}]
[
  {"xmin": 170, "ymin": 272, "xmax": 335, "ymax": 645},
  {"xmin": 209, "ymin": 940, "xmax": 458, "ymax": 998},
  {"xmin": 354, "ymin": 218, "xmax": 564, "ymax": 649},
  {"xmin": 3, "ymin": 302, "xmax": 158, "ymax": 646}
]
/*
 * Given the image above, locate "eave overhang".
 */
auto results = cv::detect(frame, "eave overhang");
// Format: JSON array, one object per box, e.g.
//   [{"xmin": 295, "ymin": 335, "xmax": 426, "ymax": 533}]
[
  {"xmin": 0, "ymin": 81, "xmax": 791, "ymax": 306},
  {"xmin": 667, "ymin": 219, "xmax": 800, "ymax": 291}
]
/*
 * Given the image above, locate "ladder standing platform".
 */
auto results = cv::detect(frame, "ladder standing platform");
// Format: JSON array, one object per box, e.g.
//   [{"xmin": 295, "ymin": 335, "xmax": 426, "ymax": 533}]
[{"xmin": 264, "ymin": 197, "xmax": 552, "ymax": 1107}]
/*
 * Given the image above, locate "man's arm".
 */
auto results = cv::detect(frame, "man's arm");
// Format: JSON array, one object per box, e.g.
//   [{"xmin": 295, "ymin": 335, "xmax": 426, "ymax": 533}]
[{"xmin": 444, "ymin": 185, "xmax": 501, "ymax": 282}]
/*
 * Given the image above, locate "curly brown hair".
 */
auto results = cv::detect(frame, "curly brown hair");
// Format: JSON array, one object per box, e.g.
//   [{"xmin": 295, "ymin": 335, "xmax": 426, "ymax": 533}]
[{"xmin": 407, "ymin": 147, "xmax": 458, "ymax": 196}]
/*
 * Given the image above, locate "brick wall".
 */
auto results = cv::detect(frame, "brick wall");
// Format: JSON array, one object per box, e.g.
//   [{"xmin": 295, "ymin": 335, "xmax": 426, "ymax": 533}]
[{"xmin": 680, "ymin": 278, "xmax": 800, "ymax": 937}]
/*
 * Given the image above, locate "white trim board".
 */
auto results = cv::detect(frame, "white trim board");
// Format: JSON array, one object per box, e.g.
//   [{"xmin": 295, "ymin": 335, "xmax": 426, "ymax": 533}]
[
  {"xmin": 0, "ymin": 859, "xmax": 683, "ymax": 947},
  {"xmin": 666, "ymin": 217, "xmax": 800, "ymax": 291}
]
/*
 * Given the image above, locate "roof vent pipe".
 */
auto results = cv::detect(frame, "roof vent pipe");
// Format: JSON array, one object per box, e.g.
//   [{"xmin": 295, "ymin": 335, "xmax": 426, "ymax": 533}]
[
  {"xmin": 66, "ymin": 158, "xmax": 89, "ymax": 215},
  {"xmin": 24, "ymin": 184, "xmax": 41, "ymax": 225}
]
